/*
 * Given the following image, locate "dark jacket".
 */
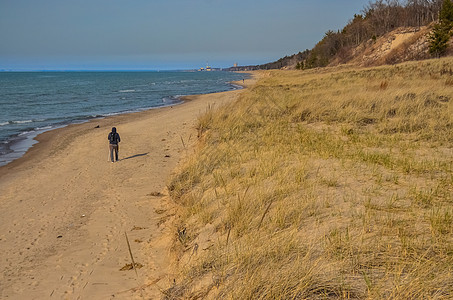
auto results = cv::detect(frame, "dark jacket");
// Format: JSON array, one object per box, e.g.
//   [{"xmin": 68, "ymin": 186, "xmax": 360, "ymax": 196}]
[{"xmin": 108, "ymin": 128, "xmax": 121, "ymax": 145}]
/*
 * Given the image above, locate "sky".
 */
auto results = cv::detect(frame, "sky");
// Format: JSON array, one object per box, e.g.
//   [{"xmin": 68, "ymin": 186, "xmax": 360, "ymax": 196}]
[{"xmin": 0, "ymin": 0, "xmax": 371, "ymax": 71}]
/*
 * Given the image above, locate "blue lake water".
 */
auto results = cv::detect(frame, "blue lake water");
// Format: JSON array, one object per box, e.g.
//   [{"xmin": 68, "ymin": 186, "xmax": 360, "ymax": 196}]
[{"xmin": 0, "ymin": 71, "xmax": 247, "ymax": 166}]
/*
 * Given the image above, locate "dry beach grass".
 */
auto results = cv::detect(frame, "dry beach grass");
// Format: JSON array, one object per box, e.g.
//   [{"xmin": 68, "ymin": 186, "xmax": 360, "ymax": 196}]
[
  {"xmin": 1, "ymin": 59, "xmax": 451, "ymax": 299},
  {"xmin": 167, "ymin": 58, "xmax": 453, "ymax": 299}
]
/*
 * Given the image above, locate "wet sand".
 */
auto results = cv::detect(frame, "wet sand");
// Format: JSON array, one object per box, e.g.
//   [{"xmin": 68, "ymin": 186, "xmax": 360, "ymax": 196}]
[{"xmin": 0, "ymin": 80, "xmax": 251, "ymax": 299}]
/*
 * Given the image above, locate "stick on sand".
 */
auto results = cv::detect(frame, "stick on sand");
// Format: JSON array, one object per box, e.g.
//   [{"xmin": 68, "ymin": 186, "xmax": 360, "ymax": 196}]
[{"xmin": 125, "ymin": 231, "xmax": 138, "ymax": 277}]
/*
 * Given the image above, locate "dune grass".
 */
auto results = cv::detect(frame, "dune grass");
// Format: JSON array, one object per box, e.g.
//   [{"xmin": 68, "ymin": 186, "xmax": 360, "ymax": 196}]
[{"xmin": 165, "ymin": 58, "xmax": 453, "ymax": 299}]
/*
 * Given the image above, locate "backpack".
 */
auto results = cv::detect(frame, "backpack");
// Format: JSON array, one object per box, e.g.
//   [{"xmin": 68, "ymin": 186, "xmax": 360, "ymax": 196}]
[{"xmin": 109, "ymin": 132, "xmax": 118, "ymax": 144}]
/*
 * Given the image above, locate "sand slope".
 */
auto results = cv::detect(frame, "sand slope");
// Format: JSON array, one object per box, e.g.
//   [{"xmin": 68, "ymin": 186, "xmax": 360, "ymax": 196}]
[{"xmin": 0, "ymin": 87, "xmax": 244, "ymax": 299}]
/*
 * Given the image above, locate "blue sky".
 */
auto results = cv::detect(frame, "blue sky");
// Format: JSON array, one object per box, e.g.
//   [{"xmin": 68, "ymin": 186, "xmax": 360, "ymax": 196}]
[{"xmin": 0, "ymin": 0, "xmax": 370, "ymax": 70}]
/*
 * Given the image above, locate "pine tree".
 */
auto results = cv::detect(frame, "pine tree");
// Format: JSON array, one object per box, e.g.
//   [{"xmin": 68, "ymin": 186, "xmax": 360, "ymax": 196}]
[
  {"xmin": 429, "ymin": 23, "xmax": 451, "ymax": 57},
  {"xmin": 440, "ymin": 0, "xmax": 453, "ymax": 26},
  {"xmin": 295, "ymin": 61, "xmax": 304, "ymax": 70},
  {"xmin": 429, "ymin": 0, "xmax": 453, "ymax": 57}
]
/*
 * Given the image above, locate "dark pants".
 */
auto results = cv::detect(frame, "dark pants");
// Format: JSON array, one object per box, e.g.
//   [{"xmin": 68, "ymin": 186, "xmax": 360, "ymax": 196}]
[{"xmin": 109, "ymin": 144, "xmax": 119, "ymax": 162}]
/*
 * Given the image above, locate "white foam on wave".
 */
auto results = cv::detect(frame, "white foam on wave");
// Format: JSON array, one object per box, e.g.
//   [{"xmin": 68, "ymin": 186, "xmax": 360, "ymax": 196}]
[
  {"xmin": 12, "ymin": 120, "xmax": 33, "ymax": 124},
  {"xmin": 118, "ymin": 89, "xmax": 136, "ymax": 93},
  {"xmin": 18, "ymin": 130, "xmax": 35, "ymax": 136},
  {"xmin": 36, "ymin": 126, "xmax": 52, "ymax": 130},
  {"xmin": 0, "ymin": 122, "xmax": 9, "ymax": 126},
  {"xmin": 230, "ymin": 84, "xmax": 244, "ymax": 90},
  {"xmin": 102, "ymin": 112, "xmax": 122, "ymax": 117},
  {"xmin": 163, "ymin": 95, "xmax": 184, "ymax": 101}
]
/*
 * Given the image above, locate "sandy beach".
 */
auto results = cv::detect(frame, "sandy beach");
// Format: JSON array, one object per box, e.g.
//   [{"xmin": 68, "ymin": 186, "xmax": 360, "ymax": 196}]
[{"xmin": 0, "ymin": 80, "xmax": 250, "ymax": 299}]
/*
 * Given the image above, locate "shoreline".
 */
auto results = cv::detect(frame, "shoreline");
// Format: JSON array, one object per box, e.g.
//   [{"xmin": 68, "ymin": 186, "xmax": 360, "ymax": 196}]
[
  {"xmin": 0, "ymin": 75, "xmax": 255, "ymax": 299},
  {"xmin": 0, "ymin": 72, "xmax": 247, "ymax": 169},
  {"xmin": 0, "ymin": 100, "xmax": 183, "ymax": 172},
  {"xmin": 0, "ymin": 78, "xmax": 246, "ymax": 171}
]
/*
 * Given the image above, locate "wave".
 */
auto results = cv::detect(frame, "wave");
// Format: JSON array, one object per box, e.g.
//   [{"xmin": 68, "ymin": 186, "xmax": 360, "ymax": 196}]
[
  {"xmin": 91, "ymin": 112, "xmax": 121, "ymax": 118},
  {"xmin": 118, "ymin": 89, "xmax": 136, "ymax": 93},
  {"xmin": 14, "ymin": 120, "xmax": 33, "ymax": 124},
  {"xmin": 0, "ymin": 120, "xmax": 34, "ymax": 125},
  {"xmin": 0, "ymin": 119, "xmax": 53, "ymax": 126},
  {"xmin": 162, "ymin": 95, "xmax": 182, "ymax": 102},
  {"xmin": 38, "ymin": 75, "xmax": 58, "ymax": 78},
  {"xmin": 36, "ymin": 126, "xmax": 52, "ymax": 130},
  {"xmin": 18, "ymin": 130, "xmax": 35, "ymax": 136},
  {"xmin": 230, "ymin": 84, "xmax": 244, "ymax": 90}
]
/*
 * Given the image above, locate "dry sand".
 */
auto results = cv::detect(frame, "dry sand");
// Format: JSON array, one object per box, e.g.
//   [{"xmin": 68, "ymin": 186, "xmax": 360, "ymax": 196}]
[{"xmin": 0, "ymin": 79, "xmax": 251, "ymax": 299}]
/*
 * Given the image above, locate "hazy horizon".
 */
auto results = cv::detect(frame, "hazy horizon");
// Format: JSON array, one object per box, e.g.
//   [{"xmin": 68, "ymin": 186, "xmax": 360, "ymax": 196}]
[{"xmin": 1, "ymin": 0, "xmax": 370, "ymax": 71}]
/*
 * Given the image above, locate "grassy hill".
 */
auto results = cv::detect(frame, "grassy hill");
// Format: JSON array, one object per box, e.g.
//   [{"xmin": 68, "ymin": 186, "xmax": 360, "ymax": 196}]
[
  {"xmin": 165, "ymin": 57, "xmax": 453, "ymax": 299},
  {"xmin": 229, "ymin": 25, "xmax": 436, "ymax": 71},
  {"xmin": 228, "ymin": 1, "xmax": 450, "ymax": 71}
]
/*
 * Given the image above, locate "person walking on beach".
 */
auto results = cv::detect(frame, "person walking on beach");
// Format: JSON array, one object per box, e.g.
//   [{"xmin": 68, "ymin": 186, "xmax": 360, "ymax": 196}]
[{"xmin": 108, "ymin": 127, "xmax": 121, "ymax": 163}]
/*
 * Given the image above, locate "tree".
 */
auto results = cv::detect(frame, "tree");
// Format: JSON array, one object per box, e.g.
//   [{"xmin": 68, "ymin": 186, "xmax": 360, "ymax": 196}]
[
  {"xmin": 305, "ymin": 51, "xmax": 319, "ymax": 69},
  {"xmin": 429, "ymin": 0, "xmax": 453, "ymax": 57},
  {"xmin": 429, "ymin": 22, "xmax": 451, "ymax": 57},
  {"xmin": 440, "ymin": 0, "xmax": 453, "ymax": 25},
  {"xmin": 295, "ymin": 61, "xmax": 304, "ymax": 70}
]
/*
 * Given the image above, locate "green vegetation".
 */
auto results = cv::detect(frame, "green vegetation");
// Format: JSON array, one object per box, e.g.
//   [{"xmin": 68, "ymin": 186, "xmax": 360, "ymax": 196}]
[
  {"xmin": 430, "ymin": 0, "xmax": 453, "ymax": 57},
  {"xmin": 429, "ymin": 22, "xmax": 451, "ymax": 57},
  {"xmin": 166, "ymin": 58, "xmax": 453, "ymax": 299}
]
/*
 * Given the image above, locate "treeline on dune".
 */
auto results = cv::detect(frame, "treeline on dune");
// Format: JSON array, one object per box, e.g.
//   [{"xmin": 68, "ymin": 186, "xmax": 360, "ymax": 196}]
[{"xmin": 229, "ymin": 0, "xmax": 453, "ymax": 71}]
